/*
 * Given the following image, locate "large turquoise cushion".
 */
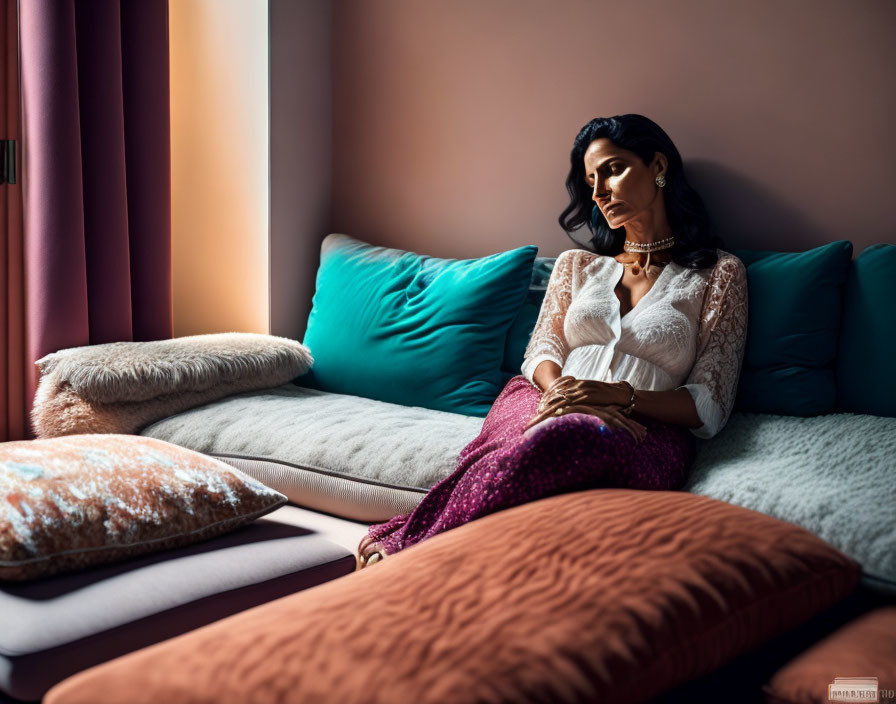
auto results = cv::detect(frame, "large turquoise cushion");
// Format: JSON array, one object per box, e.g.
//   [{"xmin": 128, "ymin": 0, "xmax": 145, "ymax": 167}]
[
  {"xmin": 837, "ymin": 244, "xmax": 896, "ymax": 417},
  {"xmin": 298, "ymin": 234, "xmax": 538, "ymax": 416},
  {"xmin": 733, "ymin": 240, "xmax": 853, "ymax": 415}
]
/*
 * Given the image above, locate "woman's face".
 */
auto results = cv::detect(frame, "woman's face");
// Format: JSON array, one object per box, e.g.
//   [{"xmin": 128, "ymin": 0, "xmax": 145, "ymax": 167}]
[{"xmin": 583, "ymin": 138, "xmax": 667, "ymax": 229}]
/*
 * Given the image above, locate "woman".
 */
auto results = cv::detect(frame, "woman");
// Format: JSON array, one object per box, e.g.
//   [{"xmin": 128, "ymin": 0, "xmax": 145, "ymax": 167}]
[{"xmin": 357, "ymin": 114, "xmax": 748, "ymax": 568}]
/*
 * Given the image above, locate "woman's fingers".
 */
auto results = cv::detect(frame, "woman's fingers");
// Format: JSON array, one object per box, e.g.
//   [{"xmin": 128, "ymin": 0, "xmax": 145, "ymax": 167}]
[
  {"xmin": 557, "ymin": 404, "xmax": 647, "ymax": 442},
  {"xmin": 590, "ymin": 405, "xmax": 646, "ymax": 440},
  {"xmin": 560, "ymin": 404, "xmax": 637, "ymax": 441},
  {"xmin": 529, "ymin": 398, "xmax": 597, "ymax": 430},
  {"xmin": 600, "ymin": 408, "xmax": 648, "ymax": 442},
  {"xmin": 543, "ymin": 378, "xmax": 633, "ymax": 408},
  {"xmin": 528, "ymin": 383, "xmax": 649, "ymax": 442},
  {"xmin": 528, "ymin": 388, "xmax": 591, "ymax": 429},
  {"xmin": 536, "ymin": 393, "xmax": 566, "ymax": 416},
  {"xmin": 545, "ymin": 375, "xmax": 576, "ymax": 395},
  {"xmin": 538, "ymin": 379, "xmax": 589, "ymax": 414},
  {"xmin": 526, "ymin": 404, "xmax": 556, "ymax": 429},
  {"xmin": 538, "ymin": 376, "xmax": 572, "ymax": 410},
  {"xmin": 527, "ymin": 399, "xmax": 565, "ymax": 428},
  {"xmin": 564, "ymin": 380, "xmax": 623, "ymax": 407},
  {"xmin": 537, "ymin": 391, "xmax": 566, "ymax": 414}
]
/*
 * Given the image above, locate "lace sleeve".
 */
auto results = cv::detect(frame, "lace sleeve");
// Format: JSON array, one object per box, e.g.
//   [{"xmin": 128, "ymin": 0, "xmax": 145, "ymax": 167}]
[
  {"xmin": 520, "ymin": 249, "xmax": 591, "ymax": 387},
  {"xmin": 676, "ymin": 253, "xmax": 749, "ymax": 439}
]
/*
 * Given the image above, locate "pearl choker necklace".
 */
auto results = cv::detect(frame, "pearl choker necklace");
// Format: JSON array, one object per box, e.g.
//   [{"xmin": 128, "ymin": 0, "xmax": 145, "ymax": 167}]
[{"xmin": 616, "ymin": 236, "xmax": 675, "ymax": 277}]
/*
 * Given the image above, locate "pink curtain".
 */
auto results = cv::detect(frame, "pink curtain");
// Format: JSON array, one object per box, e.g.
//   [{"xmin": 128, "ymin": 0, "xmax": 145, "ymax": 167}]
[
  {"xmin": 18, "ymin": 0, "xmax": 172, "ymax": 431},
  {"xmin": 1, "ymin": 0, "xmax": 25, "ymax": 441}
]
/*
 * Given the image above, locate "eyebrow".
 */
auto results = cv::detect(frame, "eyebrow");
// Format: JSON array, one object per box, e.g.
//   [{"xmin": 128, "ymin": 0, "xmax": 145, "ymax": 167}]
[{"xmin": 585, "ymin": 158, "xmax": 623, "ymax": 177}]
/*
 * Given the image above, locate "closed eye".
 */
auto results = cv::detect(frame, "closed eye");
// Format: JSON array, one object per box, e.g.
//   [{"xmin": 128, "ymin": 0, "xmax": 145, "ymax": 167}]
[{"xmin": 585, "ymin": 161, "xmax": 625, "ymax": 184}]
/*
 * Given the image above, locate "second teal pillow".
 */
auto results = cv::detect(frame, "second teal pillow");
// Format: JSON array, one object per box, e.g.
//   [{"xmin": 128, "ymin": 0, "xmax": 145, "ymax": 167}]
[
  {"xmin": 734, "ymin": 240, "xmax": 853, "ymax": 415},
  {"xmin": 298, "ymin": 234, "xmax": 538, "ymax": 416},
  {"xmin": 836, "ymin": 244, "xmax": 896, "ymax": 417}
]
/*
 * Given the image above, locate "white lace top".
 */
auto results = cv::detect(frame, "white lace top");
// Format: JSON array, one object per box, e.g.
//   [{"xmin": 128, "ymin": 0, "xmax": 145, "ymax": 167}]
[{"xmin": 519, "ymin": 248, "xmax": 749, "ymax": 439}]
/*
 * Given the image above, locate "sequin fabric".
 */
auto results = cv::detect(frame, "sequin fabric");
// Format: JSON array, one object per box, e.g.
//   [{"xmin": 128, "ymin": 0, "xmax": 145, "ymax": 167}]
[
  {"xmin": 0, "ymin": 435, "xmax": 286, "ymax": 580},
  {"xmin": 367, "ymin": 375, "xmax": 696, "ymax": 555}
]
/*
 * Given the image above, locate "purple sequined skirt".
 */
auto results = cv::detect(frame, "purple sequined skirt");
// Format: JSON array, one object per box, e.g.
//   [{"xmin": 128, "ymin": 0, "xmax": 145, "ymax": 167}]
[{"xmin": 367, "ymin": 375, "xmax": 696, "ymax": 555}]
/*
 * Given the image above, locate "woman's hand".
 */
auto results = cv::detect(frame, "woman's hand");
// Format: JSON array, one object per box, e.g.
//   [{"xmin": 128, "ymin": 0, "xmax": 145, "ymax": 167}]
[
  {"xmin": 535, "ymin": 375, "xmax": 576, "ymax": 414},
  {"xmin": 526, "ymin": 377, "xmax": 646, "ymax": 441},
  {"xmin": 526, "ymin": 397, "xmax": 648, "ymax": 440},
  {"xmin": 538, "ymin": 376, "xmax": 632, "ymax": 412}
]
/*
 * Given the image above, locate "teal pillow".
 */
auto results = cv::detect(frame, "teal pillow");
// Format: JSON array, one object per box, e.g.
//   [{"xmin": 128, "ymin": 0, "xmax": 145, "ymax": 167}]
[
  {"xmin": 836, "ymin": 244, "xmax": 896, "ymax": 417},
  {"xmin": 298, "ymin": 234, "xmax": 538, "ymax": 416},
  {"xmin": 733, "ymin": 240, "xmax": 853, "ymax": 415},
  {"xmin": 501, "ymin": 257, "xmax": 556, "ymax": 376}
]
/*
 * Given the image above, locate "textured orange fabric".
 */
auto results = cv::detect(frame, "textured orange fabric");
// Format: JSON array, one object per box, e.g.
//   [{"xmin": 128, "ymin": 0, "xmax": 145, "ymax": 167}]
[
  {"xmin": 47, "ymin": 490, "xmax": 860, "ymax": 704},
  {"xmin": 763, "ymin": 608, "xmax": 896, "ymax": 704}
]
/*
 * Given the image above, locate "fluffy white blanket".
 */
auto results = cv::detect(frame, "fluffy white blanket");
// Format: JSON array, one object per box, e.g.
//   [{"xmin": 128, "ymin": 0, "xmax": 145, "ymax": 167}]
[{"xmin": 685, "ymin": 411, "xmax": 896, "ymax": 592}]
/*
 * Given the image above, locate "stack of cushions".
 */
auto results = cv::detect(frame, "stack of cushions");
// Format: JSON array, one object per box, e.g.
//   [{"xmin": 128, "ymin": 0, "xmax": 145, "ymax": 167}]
[
  {"xmin": 44, "ymin": 490, "xmax": 860, "ymax": 704},
  {"xmin": 297, "ymin": 233, "xmax": 537, "ymax": 416},
  {"xmin": 32, "ymin": 333, "xmax": 313, "ymax": 438},
  {"xmin": 0, "ymin": 434, "xmax": 286, "ymax": 580},
  {"xmin": 1, "ymin": 435, "xmax": 355, "ymax": 701}
]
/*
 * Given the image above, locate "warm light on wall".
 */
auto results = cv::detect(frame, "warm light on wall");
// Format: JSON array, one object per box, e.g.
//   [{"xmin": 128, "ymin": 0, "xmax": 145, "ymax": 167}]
[{"xmin": 169, "ymin": 0, "xmax": 269, "ymax": 336}]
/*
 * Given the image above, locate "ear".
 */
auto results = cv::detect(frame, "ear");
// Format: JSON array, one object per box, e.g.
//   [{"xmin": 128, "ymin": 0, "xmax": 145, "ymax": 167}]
[{"xmin": 652, "ymin": 151, "xmax": 668, "ymax": 177}]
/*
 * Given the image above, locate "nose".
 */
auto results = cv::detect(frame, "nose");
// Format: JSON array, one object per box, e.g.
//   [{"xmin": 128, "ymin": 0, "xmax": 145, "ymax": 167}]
[{"xmin": 592, "ymin": 176, "xmax": 609, "ymax": 204}]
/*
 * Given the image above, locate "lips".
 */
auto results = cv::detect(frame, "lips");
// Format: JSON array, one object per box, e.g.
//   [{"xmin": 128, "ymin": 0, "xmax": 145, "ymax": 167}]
[{"xmin": 604, "ymin": 203, "xmax": 624, "ymax": 216}]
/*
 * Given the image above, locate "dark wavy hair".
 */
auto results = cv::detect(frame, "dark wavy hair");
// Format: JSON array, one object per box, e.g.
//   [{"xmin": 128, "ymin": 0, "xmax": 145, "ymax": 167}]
[{"xmin": 558, "ymin": 114, "xmax": 723, "ymax": 269}]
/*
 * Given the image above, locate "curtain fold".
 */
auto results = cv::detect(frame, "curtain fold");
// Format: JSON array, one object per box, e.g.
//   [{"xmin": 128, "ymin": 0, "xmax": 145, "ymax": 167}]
[
  {"xmin": 120, "ymin": 1, "xmax": 173, "ymax": 342},
  {"xmin": 1, "ymin": 0, "xmax": 26, "ymax": 441},
  {"xmin": 19, "ymin": 0, "xmax": 172, "ymax": 431}
]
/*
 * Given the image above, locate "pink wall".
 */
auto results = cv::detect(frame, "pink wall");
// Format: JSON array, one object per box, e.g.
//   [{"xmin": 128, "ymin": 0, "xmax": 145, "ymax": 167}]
[
  {"xmin": 270, "ymin": 0, "xmax": 331, "ymax": 341},
  {"xmin": 331, "ymin": 0, "xmax": 896, "ymax": 258}
]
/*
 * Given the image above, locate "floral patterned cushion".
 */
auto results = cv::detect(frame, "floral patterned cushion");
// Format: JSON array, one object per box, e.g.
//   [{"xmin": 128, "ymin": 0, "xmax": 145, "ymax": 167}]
[{"xmin": 1, "ymin": 435, "xmax": 286, "ymax": 581}]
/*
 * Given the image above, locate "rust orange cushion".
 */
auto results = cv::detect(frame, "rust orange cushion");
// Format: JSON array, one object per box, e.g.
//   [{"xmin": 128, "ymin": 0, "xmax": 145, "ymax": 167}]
[
  {"xmin": 1, "ymin": 435, "xmax": 286, "ymax": 580},
  {"xmin": 763, "ymin": 608, "xmax": 896, "ymax": 704},
  {"xmin": 46, "ymin": 490, "xmax": 859, "ymax": 704}
]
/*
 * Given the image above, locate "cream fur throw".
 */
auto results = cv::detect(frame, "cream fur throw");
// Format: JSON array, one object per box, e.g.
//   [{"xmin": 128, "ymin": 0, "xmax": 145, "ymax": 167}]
[{"xmin": 32, "ymin": 333, "xmax": 313, "ymax": 438}]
